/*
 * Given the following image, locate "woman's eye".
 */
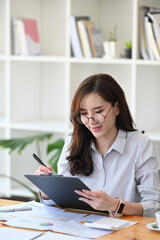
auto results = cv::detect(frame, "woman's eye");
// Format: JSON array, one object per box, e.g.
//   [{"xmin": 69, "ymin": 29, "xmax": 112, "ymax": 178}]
[
  {"xmin": 81, "ymin": 112, "xmax": 87, "ymax": 116},
  {"xmin": 96, "ymin": 110, "xmax": 103, "ymax": 114}
]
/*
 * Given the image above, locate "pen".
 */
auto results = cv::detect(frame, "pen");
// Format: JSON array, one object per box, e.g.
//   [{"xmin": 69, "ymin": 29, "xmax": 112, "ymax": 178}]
[
  {"xmin": 33, "ymin": 153, "xmax": 47, "ymax": 168},
  {"xmin": 0, "ymin": 206, "xmax": 32, "ymax": 212}
]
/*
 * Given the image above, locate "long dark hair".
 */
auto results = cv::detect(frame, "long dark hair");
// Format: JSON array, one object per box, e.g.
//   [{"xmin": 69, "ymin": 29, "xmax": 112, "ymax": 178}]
[{"xmin": 66, "ymin": 74, "xmax": 136, "ymax": 176}]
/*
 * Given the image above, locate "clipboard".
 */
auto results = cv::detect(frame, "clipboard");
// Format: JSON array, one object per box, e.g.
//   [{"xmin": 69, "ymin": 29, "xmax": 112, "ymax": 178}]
[{"xmin": 24, "ymin": 174, "xmax": 98, "ymax": 212}]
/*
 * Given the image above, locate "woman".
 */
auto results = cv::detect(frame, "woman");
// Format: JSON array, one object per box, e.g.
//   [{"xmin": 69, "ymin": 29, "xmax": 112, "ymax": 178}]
[{"xmin": 35, "ymin": 73, "xmax": 160, "ymax": 217}]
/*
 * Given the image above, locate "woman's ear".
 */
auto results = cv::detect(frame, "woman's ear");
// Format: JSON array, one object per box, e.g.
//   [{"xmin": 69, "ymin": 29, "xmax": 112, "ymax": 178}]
[{"xmin": 114, "ymin": 101, "xmax": 120, "ymax": 116}]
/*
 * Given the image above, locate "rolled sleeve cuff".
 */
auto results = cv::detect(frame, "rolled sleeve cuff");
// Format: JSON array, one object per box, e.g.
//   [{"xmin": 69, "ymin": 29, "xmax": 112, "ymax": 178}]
[
  {"xmin": 39, "ymin": 191, "xmax": 55, "ymax": 206},
  {"xmin": 140, "ymin": 201, "xmax": 159, "ymax": 218}
]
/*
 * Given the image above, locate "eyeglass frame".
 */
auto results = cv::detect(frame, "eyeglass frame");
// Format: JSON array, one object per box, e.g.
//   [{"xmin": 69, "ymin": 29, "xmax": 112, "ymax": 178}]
[{"xmin": 79, "ymin": 101, "xmax": 116, "ymax": 125}]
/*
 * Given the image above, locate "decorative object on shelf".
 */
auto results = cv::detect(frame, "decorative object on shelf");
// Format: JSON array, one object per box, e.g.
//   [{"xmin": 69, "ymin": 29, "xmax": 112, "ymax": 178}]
[
  {"xmin": 109, "ymin": 25, "xmax": 117, "ymax": 42},
  {"xmin": 140, "ymin": 6, "xmax": 160, "ymax": 61},
  {"xmin": 0, "ymin": 133, "xmax": 64, "ymax": 199},
  {"xmin": 103, "ymin": 25, "xmax": 120, "ymax": 59},
  {"xmin": 124, "ymin": 41, "xmax": 132, "ymax": 59},
  {"xmin": 87, "ymin": 24, "xmax": 104, "ymax": 58},
  {"xmin": 12, "ymin": 18, "xmax": 41, "ymax": 56}
]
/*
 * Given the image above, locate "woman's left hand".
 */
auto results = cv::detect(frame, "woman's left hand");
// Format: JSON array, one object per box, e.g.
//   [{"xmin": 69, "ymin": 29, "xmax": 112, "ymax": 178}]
[{"xmin": 75, "ymin": 189, "xmax": 118, "ymax": 212}]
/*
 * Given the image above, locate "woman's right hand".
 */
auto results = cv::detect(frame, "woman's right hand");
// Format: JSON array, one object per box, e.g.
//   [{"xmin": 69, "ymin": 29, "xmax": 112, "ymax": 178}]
[
  {"xmin": 35, "ymin": 165, "xmax": 53, "ymax": 175},
  {"xmin": 35, "ymin": 165, "xmax": 53, "ymax": 199}
]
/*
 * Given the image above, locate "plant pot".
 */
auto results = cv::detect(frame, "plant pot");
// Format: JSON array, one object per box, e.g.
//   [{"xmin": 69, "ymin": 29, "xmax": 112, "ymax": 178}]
[
  {"xmin": 124, "ymin": 48, "xmax": 132, "ymax": 59},
  {"xmin": 103, "ymin": 41, "xmax": 120, "ymax": 58}
]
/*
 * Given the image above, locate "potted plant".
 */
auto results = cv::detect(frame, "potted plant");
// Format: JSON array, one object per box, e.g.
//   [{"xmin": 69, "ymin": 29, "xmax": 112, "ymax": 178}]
[
  {"xmin": 0, "ymin": 133, "xmax": 64, "ymax": 201},
  {"xmin": 103, "ymin": 25, "xmax": 119, "ymax": 58},
  {"xmin": 124, "ymin": 40, "xmax": 132, "ymax": 58}
]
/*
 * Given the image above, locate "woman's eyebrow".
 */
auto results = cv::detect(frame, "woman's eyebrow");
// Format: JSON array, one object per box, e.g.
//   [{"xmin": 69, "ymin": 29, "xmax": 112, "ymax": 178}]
[{"xmin": 80, "ymin": 106, "xmax": 103, "ymax": 111}]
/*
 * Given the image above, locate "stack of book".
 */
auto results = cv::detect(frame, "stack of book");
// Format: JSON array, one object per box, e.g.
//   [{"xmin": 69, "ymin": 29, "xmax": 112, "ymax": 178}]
[
  {"xmin": 140, "ymin": 6, "xmax": 160, "ymax": 60},
  {"xmin": 69, "ymin": 16, "xmax": 104, "ymax": 58},
  {"xmin": 12, "ymin": 18, "xmax": 41, "ymax": 56}
]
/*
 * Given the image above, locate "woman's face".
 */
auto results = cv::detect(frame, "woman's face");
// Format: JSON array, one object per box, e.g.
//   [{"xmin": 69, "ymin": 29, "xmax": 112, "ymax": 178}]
[{"xmin": 80, "ymin": 92, "xmax": 120, "ymax": 140}]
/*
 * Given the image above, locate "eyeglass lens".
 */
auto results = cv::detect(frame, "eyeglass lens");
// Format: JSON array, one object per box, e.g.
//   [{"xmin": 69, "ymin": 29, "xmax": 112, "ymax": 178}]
[
  {"xmin": 81, "ymin": 113, "xmax": 105, "ymax": 124},
  {"xmin": 80, "ymin": 104, "xmax": 114, "ymax": 125}
]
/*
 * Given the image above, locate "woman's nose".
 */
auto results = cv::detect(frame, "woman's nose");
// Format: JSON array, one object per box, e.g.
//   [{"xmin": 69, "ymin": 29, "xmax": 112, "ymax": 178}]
[{"xmin": 88, "ymin": 116, "xmax": 96, "ymax": 124}]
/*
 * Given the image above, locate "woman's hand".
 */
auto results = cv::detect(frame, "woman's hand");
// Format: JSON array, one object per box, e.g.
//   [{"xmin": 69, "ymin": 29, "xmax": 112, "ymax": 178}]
[
  {"xmin": 35, "ymin": 165, "xmax": 53, "ymax": 199},
  {"xmin": 35, "ymin": 165, "xmax": 53, "ymax": 175},
  {"xmin": 75, "ymin": 189, "xmax": 119, "ymax": 212}
]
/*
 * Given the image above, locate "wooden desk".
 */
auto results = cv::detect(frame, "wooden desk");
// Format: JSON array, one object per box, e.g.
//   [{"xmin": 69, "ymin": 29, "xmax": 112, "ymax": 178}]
[{"xmin": 0, "ymin": 199, "xmax": 160, "ymax": 239}]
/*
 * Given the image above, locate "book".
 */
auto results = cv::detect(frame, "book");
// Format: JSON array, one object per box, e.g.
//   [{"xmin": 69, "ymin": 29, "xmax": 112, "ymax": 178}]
[
  {"xmin": 139, "ymin": 6, "xmax": 160, "ymax": 60},
  {"xmin": 139, "ymin": 7, "xmax": 149, "ymax": 60},
  {"xmin": 69, "ymin": 16, "xmax": 90, "ymax": 58},
  {"xmin": 87, "ymin": 24, "xmax": 104, "ymax": 57},
  {"xmin": 147, "ymin": 12, "xmax": 160, "ymax": 56},
  {"xmin": 147, "ymin": 20, "xmax": 160, "ymax": 60},
  {"xmin": 144, "ymin": 15, "xmax": 155, "ymax": 60},
  {"xmin": 16, "ymin": 19, "xmax": 29, "ymax": 56},
  {"xmin": 12, "ymin": 18, "xmax": 19, "ymax": 55},
  {"xmin": 22, "ymin": 19, "xmax": 41, "ymax": 56},
  {"xmin": 12, "ymin": 18, "xmax": 41, "ymax": 56},
  {"xmin": 77, "ymin": 20, "xmax": 92, "ymax": 58}
]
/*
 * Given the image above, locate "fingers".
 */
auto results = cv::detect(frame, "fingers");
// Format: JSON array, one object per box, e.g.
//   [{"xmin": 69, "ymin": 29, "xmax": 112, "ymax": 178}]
[
  {"xmin": 75, "ymin": 189, "xmax": 101, "ymax": 199},
  {"xmin": 35, "ymin": 165, "xmax": 53, "ymax": 175},
  {"xmin": 75, "ymin": 190, "xmax": 109, "ymax": 211}
]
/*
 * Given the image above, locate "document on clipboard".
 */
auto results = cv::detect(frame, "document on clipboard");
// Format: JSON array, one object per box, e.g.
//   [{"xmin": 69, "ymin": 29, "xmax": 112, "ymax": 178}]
[{"xmin": 24, "ymin": 174, "xmax": 103, "ymax": 212}]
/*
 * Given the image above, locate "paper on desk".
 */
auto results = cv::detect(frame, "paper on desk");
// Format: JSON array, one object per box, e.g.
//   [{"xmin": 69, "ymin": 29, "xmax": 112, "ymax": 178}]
[
  {"xmin": 52, "ymin": 214, "xmax": 138, "ymax": 239},
  {"xmin": 0, "ymin": 227, "xmax": 43, "ymax": 240},
  {"xmin": 0, "ymin": 200, "xmax": 45, "ymax": 212},
  {"xmin": 0, "ymin": 200, "xmax": 64, "ymax": 221},
  {"xmin": 37, "ymin": 231, "xmax": 90, "ymax": 240},
  {"xmin": 3, "ymin": 212, "xmax": 108, "ymax": 237},
  {"xmin": 52, "ymin": 214, "xmax": 112, "ymax": 238},
  {"xmin": 3, "ymin": 205, "xmax": 86, "ymax": 231}
]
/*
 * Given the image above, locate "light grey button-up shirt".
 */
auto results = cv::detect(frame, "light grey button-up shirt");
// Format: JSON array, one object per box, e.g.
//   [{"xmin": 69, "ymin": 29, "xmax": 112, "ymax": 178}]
[{"xmin": 43, "ymin": 130, "xmax": 160, "ymax": 217}]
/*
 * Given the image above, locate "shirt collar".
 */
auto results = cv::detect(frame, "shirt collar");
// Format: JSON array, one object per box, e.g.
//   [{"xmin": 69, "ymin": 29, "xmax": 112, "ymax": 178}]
[
  {"xmin": 111, "ymin": 129, "xmax": 127, "ymax": 154},
  {"xmin": 90, "ymin": 129, "xmax": 127, "ymax": 155}
]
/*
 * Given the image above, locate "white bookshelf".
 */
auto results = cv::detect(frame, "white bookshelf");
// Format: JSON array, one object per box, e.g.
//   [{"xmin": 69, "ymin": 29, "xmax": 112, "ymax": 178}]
[{"xmin": 0, "ymin": 0, "xmax": 160, "ymax": 198}]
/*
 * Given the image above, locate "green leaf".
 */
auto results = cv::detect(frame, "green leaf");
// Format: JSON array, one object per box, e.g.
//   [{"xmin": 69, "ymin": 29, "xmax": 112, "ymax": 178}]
[
  {"xmin": 18, "ymin": 139, "xmax": 33, "ymax": 154},
  {"xmin": 47, "ymin": 139, "xmax": 64, "ymax": 173},
  {"xmin": 47, "ymin": 139, "xmax": 64, "ymax": 154},
  {"xmin": 48, "ymin": 151, "xmax": 60, "ymax": 173},
  {"xmin": 0, "ymin": 133, "xmax": 53, "ymax": 154},
  {"xmin": 125, "ymin": 41, "xmax": 132, "ymax": 49}
]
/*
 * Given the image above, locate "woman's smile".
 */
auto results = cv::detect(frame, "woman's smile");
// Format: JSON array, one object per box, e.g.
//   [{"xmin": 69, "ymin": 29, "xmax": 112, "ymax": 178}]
[{"xmin": 89, "ymin": 125, "xmax": 103, "ymax": 132}]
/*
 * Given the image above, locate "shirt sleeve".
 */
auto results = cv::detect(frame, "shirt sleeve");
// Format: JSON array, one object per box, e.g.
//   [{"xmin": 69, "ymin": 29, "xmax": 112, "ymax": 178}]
[
  {"xmin": 39, "ymin": 191, "xmax": 55, "ymax": 205},
  {"xmin": 135, "ymin": 137, "xmax": 160, "ymax": 217}
]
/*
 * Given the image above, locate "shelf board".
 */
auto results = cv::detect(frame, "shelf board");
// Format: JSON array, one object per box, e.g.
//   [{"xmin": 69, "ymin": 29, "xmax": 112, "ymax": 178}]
[
  {"xmin": 136, "ymin": 59, "xmax": 160, "ymax": 66},
  {"xmin": 10, "ymin": 55, "xmax": 66, "ymax": 63},
  {"xmin": 10, "ymin": 120, "xmax": 68, "ymax": 133},
  {"xmin": 2, "ymin": 56, "xmax": 160, "ymax": 65},
  {"xmin": 70, "ymin": 57, "xmax": 132, "ymax": 64}
]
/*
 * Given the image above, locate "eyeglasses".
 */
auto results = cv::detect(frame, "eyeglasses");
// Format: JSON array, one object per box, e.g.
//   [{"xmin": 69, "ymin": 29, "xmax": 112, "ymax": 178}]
[{"xmin": 80, "ymin": 104, "xmax": 114, "ymax": 125}]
